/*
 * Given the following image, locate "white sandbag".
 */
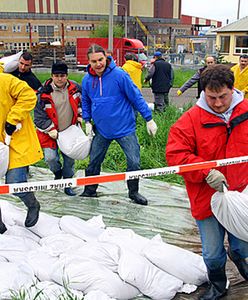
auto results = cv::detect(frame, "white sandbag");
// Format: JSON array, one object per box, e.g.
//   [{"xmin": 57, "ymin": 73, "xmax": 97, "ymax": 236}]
[
  {"xmin": 0, "ymin": 142, "xmax": 9, "ymax": 178},
  {"xmin": 26, "ymin": 249, "xmax": 59, "ymax": 281},
  {"xmin": 62, "ymin": 241, "xmax": 120, "ymax": 272},
  {"xmin": 51, "ymin": 257, "xmax": 140, "ymax": 299},
  {"xmin": 118, "ymin": 250, "xmax": 183, "ymax": 300},
  {"xmin": 0, "ymin": 261, "xmax": 35, "ymax": 299},
  {"xmin": 0, "ymin": 51, "xmax": 23, "ymax": 73},
  {"xmin": 39, "ymin": 233, "xmax": 86, "ymax": 256},
  {"xmin": 57, "ymin": 125, "xmax": 92, "ymax": 160},
  {"xmin": 142, "ymin": 238, "xmax": 208, "ymax": 285},
  {"xmin": 86, "ymin": 214, "xmax": 106, "ymax": 229},
  {"xmin": 60, "ymin": 215, "xmax": 104, "ymax": 242},
  {"xmin": 0, "ymin": 235, "xmax": 40, "ymax": 252},
  {"xmin": 98, "ymin": 227, "xmax": 150, "ymax": 254},
  {"xmin": 5, "ymin": 225, "xmax": 41, "ymax": 242},
  {"xmin": 0, "ymin": 200, "xmax": 25, "ymax": 226},
  {"xmin": 23, "ymin": 212, "xmax": 62, "ymax": 238},
  {"xmin": 15, "ymin": 281, "xmax": 84, "ymax": 300},
  {"xmin": 85, "ymin": 290, "xmax": 115, "ymax": 300},
  {"xmin": 211, "ymin": 188, "xmax": 248, "ymax": 242}
]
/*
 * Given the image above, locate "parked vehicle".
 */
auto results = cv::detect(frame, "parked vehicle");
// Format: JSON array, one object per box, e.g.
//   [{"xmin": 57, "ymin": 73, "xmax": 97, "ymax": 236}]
[{"xmin": 76, "ymin": 37, "xmax": 147, "ymax": 70}]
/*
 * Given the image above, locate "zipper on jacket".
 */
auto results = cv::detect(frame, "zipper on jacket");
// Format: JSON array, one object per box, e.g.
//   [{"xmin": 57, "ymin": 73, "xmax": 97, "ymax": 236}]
[{"xmin": 99, "ymin": 77, "xmax": 102, "ymax": 96}]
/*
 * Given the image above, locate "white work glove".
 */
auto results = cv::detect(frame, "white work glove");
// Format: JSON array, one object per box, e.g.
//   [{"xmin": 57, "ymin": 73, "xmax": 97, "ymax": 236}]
[
  {"xmin": 146, "ymin": 119, "xmax": 158, "ymax": 137},
  {"xmin": 4, "ymin": 122, "xmax": 22, "ymax": 146},
  {"xmin": 85, "ymin": 122, "xmax": 94, "ymax": 136},
  {"xmin": 4, "ymin": 134, "xmax": 11, "ymax": 146},
  {"xmin": 48, "ymin": 129, "xmax": 58, "ymax": 139},
  {"xmin": 205, "ymin": 169, "xmax": 228, "ymax": 192}
]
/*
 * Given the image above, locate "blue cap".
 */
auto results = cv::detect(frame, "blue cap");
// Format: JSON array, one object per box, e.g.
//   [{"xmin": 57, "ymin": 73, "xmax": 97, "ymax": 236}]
[{"xmin": 154, "ymin": 51, "xmax": 162, "ymax": 57}]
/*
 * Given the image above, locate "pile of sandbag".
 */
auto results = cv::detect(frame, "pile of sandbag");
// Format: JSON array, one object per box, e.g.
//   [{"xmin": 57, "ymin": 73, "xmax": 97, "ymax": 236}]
[{"xmin": 0, "ymin": 200, "xmax": 208, "ymax": 300}]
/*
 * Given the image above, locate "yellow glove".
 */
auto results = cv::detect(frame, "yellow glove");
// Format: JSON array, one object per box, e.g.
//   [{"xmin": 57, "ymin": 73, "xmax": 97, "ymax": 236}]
[
  {"xmin": 177, "ymin": 90, "xmax": 182, "ymax": 96},
  {"xmin": 48, "ymin": 129, "xmax": 58, "ymax": 139}
]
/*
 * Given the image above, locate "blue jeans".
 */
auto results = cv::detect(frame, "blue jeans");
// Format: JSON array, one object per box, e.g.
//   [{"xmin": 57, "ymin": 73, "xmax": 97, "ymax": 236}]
[
  {"xmin": 5, "ymin": 166, "xmax": 30, "ymax": 199},
  {"xmin": 196, "ymin": 216, "xmax": 248, "ymax": 271},
  {"xmin": 43, "ymin": 147, "xmax": 74, "ymax": 178},
  {"xmin": 86, "ymin": 130, "xmax": 140, "ymax": 176}
]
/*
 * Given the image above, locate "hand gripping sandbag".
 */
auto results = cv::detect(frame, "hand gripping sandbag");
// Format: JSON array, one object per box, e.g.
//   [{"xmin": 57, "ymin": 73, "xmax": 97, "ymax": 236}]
[
  {"xmin": 0, "ymin": 142, "xmax": 9, "ymax": 178},
  {"xmin": 211, "ymin": 186, "xmax": 248, "ymax": 242},
  {"xmin": 0, "ymin": 51, "xmax": 23, "ymax": 73},
  {"xmin": 57, "ymin": 125, "xmax": 92, "ymax": 160}
]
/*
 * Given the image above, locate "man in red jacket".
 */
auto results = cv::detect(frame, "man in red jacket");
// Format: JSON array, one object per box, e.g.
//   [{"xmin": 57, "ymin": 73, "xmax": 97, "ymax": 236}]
[
  {"xmin": 34, "ymin": 62, "xmax": 82, "ymax": 196},
  {"xmin": 166, "ymin": 65, "xmax": 248, "ymax": 300}
]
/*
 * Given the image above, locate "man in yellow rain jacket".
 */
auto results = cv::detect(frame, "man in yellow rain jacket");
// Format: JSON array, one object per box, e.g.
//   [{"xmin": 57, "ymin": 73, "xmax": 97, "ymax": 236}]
[
  {"xmin": 122, "ymin": 53, "xmax": 142, "ymax": 90},
  {"xmin": 231, "ymin": 54, "xmax": 248, "ymax": 98},
  {"xmin": 0, "ymin": 66, "xmax": 43, "ymax": 233}
]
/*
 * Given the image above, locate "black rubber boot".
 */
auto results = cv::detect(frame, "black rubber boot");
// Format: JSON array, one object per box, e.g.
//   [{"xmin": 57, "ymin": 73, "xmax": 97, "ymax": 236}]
[
  {"xmin": 54, "ymin": 169, "xmax": 62, "ymax": 180},
  {"xmin": 80, "ymin": 185, "xmax": 98, "ymax": 197},
  {"xmin": 22, "ymin": 193, "xmax": 40, "ymax": 227},
  {"xmin": 80, "ymin": 170, "xmax": 98, "ymax": 197},
  {"xmin": 127, "ymin": 179, "xmax": 148, "ymax": 206},
  {"xmin": 228, "ymin": 248, "xmax": 248, "ymax": 280},
  {"xmin": 64, "ymin": 187, "xmax": 76, "ymax": 196},
  {"xmin": 0, "ymin": 210, "xmax": 7, "ymax": 234},
  {"xmin": 199, "ymin": 266, "xmax": 228, "ymax": 300}
]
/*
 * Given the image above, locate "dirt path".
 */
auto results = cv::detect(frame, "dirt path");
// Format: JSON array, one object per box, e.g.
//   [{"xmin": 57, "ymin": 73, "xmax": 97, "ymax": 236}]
[{"xmin": 142, "ymin": 87, "xmax": 198, "ymax": 108}]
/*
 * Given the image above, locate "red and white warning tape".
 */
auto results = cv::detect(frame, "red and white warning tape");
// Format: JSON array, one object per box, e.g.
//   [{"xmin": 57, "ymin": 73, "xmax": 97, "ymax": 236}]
[{"xmin": 1, "ymin": 156, "xmax": 248, "ymax": 195}]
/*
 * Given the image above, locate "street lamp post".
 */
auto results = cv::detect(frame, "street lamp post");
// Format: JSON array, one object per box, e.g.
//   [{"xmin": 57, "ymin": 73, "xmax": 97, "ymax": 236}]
[
  {"xmin": 115, "ymin": 3, "xmax": 127, "ymax": 38},
  {"xmin": 108, "ymin": 0, "xmax": 114, "ymax": 52}
]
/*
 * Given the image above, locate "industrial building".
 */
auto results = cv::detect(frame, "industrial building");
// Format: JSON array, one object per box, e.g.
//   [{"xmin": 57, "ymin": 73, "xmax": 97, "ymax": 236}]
[{"xmin": 0, "ymin": 0, "xmax": 222, "ymax": 55}]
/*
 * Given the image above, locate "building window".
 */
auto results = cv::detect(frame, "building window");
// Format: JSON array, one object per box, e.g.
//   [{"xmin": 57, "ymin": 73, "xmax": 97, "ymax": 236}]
[
  {"xmin": 0, "ymin": 24, "xmax": 8, "ymax": 31},
  {"xmin": 220, "ymin": 36, "xmax": 230, "ymax": 53},
  {"xmin": 235, "ymin": 35, "xmax": 248, "ymax": 54}
]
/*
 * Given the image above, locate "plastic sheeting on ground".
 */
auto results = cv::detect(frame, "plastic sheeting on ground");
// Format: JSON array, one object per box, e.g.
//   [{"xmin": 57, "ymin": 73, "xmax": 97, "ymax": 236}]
[{"xmin": 0, "ymin": 166, "xmax": 247, "ymax": 299}]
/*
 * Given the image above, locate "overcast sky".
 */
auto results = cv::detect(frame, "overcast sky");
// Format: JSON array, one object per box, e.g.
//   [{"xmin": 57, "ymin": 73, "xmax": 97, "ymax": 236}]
[{"xmin": 181, "ymin": 0, "xmax": 248, "ymax": 26}]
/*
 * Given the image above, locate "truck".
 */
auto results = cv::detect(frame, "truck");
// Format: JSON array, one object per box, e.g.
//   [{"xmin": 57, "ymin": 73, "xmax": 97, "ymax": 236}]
[{"xmin": 76, "ymin": 37, "xmax": 147, "ymax": 70}]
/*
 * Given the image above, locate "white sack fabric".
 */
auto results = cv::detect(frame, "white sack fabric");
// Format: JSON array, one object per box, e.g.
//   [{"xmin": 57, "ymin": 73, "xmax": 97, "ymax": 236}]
[
  {"xmin": 0, "ymin": 142, "xmax": 9, "ymax": 178},
  {"xmin": 0, "ymin": 51, "xmax": 23, "ymax": 73},
  {"xmin": 57, "ymin": 125, "xmax": 92, "ymax": 160},
  {"xmin": 142, "ymin": 239, "xmax": 208, "ymax": 285},
  {"xmin": 211, "ymin": 188, "xmax": 248, "ymax": 242}
]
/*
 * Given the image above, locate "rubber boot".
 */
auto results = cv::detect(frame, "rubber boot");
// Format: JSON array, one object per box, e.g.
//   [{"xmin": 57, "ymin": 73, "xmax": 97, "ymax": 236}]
[
  {"xmin": 228, "ymin": 248, "xmax": 248, "ymax": 280},
  {"xmin": 199, "ymin": 266, "xmax": 228, "ymax": 300},
  {"xmin": 54, "ymin": 169, "xmax": 62, "ymax": 180},
  {"xmin": 80, "ymin": 185, "xmax": 98, "ymax": 197},
  {"xmin": 127, "ymin": 179, "xmax": 148, "ymax": 206},
  {"xmin": 64, "ymin": 187, "xmax": 76, "ymax": 196},
  {"xmin": 22, "ymin": 193, "xmax": 40, "ymax": 227},
  {"xmin": 80, "ymin": 170, "xmax": 98, "ymax": 197},
  {"xmin": 0, "ymin": 209, "xmax": 7, "ymax": 234}
]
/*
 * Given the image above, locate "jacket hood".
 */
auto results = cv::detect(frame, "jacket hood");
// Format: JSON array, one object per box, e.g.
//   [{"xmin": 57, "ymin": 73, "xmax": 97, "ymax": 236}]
[
  {"xmin": 124, "ymin": 60, "xmax": 142, "ymax": 69},
  {"xmin": 196, "ymin": 88, "xmax": 244, "ymax": 122},
  {"xmin": 87, "ymin": 57, "xmax": 116, "ymax": 77}
]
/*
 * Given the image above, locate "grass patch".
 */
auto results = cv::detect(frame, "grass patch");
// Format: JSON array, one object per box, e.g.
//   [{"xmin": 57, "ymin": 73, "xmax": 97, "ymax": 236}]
[{"xmin": 33, "ymin": 67, "xmax": 196, "ymax": 185}]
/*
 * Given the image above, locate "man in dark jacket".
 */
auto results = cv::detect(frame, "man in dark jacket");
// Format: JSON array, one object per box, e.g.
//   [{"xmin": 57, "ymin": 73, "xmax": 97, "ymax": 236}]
[
  {"xmin": 144, "ymin": 51, "xmax": 173, "ymax": 112},
  {"xmin": 177, "ymin": 56, "xmax": 216, "ymax": 99},
  {"xmin": 11, "ymin": 52, "xmax": 42, "ymax": 91}
]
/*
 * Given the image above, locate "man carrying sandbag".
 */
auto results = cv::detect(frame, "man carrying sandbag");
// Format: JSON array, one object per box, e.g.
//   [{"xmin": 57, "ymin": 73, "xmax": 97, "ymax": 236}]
[
  {"xmin": 34, "ymin": 62, "xmax": 82, "ymax": 196},
  {"xmin": 166, "ymin": 65, "xmax": 248, "ymax": 299},
  {"xmin": 0, "ymin": 65, "xmax": 43, "ymax": 234}
]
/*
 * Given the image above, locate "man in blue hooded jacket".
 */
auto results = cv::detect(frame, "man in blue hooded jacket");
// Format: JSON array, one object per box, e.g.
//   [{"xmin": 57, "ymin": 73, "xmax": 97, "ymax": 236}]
[{"xmin": 80, "ymin": 44, "xmax": 157, "ymax": 205}]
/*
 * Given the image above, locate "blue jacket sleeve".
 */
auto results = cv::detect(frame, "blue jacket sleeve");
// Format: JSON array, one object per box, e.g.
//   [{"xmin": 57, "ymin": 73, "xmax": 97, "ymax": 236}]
[
  {"xmin": 120, "ymin": 71, "xmax": 152, "ymax": 122},
  {"xmin": 82, "ymin": 76, "xmax": 92, "ymax": 122}
]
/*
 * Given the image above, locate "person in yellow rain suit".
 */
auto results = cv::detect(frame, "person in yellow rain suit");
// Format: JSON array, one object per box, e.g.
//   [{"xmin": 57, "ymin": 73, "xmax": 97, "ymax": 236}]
[
  {"xmin": 231, "ymin": 54, "xmax": 248, "ymax": 98},
  {"xmin": 122, "ymin": 53, "xmax": 142, "ymax": 90},
  {"xmin": 0, "ymin": 63, "xmax": 43, "ymax": 234}
]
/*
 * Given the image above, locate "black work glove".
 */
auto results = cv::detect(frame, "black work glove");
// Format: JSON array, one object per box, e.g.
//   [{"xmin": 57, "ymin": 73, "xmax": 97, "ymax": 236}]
[{"xmin": 5, "ymin": 122, "xmax": 16, "ymax": 136}]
